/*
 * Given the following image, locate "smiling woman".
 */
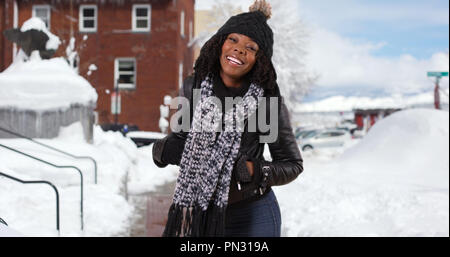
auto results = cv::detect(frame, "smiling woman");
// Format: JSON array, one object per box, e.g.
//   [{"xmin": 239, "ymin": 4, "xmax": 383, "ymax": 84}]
[{"xmin": 152, "ymin": 0, "xmax": 303, "ymax": 238}]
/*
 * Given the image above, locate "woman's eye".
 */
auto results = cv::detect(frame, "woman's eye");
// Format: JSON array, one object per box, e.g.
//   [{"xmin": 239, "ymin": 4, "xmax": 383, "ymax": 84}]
[
  {"xmin": 229, "ymin": 37, "xmax": 237, "ymax": 42},
  {"xmin": 247, "ymin": 46, "xmax": 257, "ymax": 51}
]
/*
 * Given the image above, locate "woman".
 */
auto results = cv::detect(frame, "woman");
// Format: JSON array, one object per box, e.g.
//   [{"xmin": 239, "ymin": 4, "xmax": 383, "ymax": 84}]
[{"xmin": 152, "ymin": 0, "xmax": 303, "ymax": 237}]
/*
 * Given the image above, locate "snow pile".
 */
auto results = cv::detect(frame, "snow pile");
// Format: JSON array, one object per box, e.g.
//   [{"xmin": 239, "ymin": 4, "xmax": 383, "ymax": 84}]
[
  {"xmin": 275, "ymin": 109, "xmax": 449, "ymax": 236},
  {"xmin": 0, "ymin": 123, "xmax": 176, "ymax": 236},
  {"xmin": 0, "ymin": 55, "xmax": 97, "ymax": 111},
  {"xmin": 20, "ymin": 17, "xmax": 61, "ymax": 50},
  {"xmin": 296, "ymin": 89, "xmax": 450, "ymax": 112},
  {"xmin": 127, "ymin": 146, "xmax": 179, "ymax": 195}
]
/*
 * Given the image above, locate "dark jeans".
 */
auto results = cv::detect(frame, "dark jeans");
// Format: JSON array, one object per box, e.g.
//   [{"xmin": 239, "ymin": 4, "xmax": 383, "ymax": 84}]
[{"xmin": 225, "ymin": 189, "xmax": 281, "ymax": 237}]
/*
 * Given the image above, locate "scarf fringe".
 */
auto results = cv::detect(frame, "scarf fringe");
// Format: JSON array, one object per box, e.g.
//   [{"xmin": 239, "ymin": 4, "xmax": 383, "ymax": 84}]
[{"xmin": 162, "ymin": 203, "xmax": 225, "ymax": 237}]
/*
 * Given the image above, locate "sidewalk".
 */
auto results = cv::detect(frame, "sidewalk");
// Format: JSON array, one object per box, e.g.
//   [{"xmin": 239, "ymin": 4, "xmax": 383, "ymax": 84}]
[{"xmin": 145, "ymin": 180, "xmax": 176, "ymax": 237}]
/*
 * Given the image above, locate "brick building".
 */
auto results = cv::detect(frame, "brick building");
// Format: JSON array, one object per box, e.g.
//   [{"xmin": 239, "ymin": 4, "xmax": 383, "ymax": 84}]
[{"xmin": 1, "ymin": 0, "xmax": 195, "ymax": 132}]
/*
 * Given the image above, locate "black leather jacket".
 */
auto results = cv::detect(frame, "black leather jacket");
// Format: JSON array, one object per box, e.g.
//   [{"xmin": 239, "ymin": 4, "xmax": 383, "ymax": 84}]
[{"xmin": 152, "ymin": 74, "xmax": 303, "ymax": 206}]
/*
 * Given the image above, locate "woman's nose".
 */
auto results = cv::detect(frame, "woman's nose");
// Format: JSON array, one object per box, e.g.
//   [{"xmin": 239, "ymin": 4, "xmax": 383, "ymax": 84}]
[{"xmin": 234, "ymin": 46, "xmax": 245, "ymax": 55}]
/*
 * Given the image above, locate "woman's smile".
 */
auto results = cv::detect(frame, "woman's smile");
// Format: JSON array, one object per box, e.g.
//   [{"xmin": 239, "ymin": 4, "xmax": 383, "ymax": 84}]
[{"xmin": 220, "ymin": 33, "xmax": 259, "ymax": 87}]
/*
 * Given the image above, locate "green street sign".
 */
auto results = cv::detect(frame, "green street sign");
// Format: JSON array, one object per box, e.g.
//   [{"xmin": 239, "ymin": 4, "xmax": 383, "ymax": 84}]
[{"xmin": 427, "ymin": 71, "xmax": 449, "ymax": 77}]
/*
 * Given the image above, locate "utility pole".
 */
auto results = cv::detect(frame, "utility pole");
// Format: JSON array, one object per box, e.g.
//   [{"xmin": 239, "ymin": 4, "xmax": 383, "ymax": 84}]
[{"xmin": 427, "ymin": 72, "xmax": 449, "ymax": 110}]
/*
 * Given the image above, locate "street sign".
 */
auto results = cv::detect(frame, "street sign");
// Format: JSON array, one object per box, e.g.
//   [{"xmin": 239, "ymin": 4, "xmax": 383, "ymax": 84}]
[{"xmin": 427, "ymin": 71, "xmax": 449, "ymax": 77}]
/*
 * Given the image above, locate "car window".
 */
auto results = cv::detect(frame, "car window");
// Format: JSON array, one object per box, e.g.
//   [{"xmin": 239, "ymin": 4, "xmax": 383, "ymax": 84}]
[
  {"xmin": 317, "ymin": 132, "xmax": 332, "ymax": 138},
  {"xmin": 304, "ymin": 131, "xmax": 318, "ymax": 138},
  {"xmin": 330, "ymin": 132, "xmax": 345, "ymax": 137}
]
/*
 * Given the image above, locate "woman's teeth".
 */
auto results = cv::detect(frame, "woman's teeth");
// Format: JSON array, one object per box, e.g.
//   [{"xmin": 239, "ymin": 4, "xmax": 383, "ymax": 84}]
[{"xmin": 227, "ymin": 56, "xmax": 243, "ymax": 65}]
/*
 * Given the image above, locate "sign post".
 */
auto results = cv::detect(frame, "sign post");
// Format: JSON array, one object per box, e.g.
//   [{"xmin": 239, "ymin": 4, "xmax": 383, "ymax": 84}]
[
  {"xmin": 427, "ymin": 72, "xmax": 449, "ymax": 110},
  {"xmin": 111, "ymin": 90, "xmax": 121, "ymax": 123}
]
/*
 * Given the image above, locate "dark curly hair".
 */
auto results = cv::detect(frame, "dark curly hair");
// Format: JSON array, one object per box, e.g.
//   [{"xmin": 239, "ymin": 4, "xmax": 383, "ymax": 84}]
[{"xmin": 193, "ymin": 34, "xmax": 279, "ymax": 96}]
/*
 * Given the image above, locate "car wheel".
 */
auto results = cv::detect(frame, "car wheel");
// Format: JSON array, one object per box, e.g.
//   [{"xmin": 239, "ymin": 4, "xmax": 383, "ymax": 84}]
[{"xmin": 302, "ymin": 145, "xmax": 313, "ymax": 151}]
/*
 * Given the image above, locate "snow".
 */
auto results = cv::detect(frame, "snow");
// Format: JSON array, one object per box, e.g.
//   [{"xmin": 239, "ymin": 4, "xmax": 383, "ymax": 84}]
[
  {"xmin": 1, "ymin": 109, "xmax": 448, "ymax": 236},
  {"xmin": 20, "ymin": 17, "xmax": 61, "ymax": 50},
  {"xmin": 0, "ymin": 223, "xmax": 23, "ymax": 237},
  {"xmin": 0, "ymin": 55, "xmax": 97, "ymax": 111},
  {"xmin": 87, "ymin": 64, "xmax": 98, "ymax": 76},
  {"xmin": 274, "ymin": 109, "xmax": 449, "ymax": 236},
  {"xmin": 296, "ymin": 89, "xmax": 450, "ymax": 112},
  {"xmin": 125, "ymin": 131, "xmax": 166, "ymax": 140},
  {"xmin": 0, "ymin": 122, "xmax": 177, "ymax": 236}
]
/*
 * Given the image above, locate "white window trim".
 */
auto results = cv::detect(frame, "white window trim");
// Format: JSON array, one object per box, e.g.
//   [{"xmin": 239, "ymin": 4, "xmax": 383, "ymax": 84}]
[
  {"xmin": 32, "ymin": 5, "xmax": 51, "ymax": 29},
  {"xmin": 115, "ymin": 58, "xmax": 137, "ymax": 90},
  {"xmin": 189, "ymin": 20, "xmax": 193, "ymax": 41},
  {"xmin": 179, "ymin": 62, "xmax": 183, "ymax": 89},
  {"xmin": 132, "ymin": 4, "xmax": 151, "ymax": 32},
  {"xmin": 79, "ymin": 5, "xmax": 97, "ymax": 32},
  {"xmin": 180, "ymin": 11, "xmax": 185, "ymax": 37}
]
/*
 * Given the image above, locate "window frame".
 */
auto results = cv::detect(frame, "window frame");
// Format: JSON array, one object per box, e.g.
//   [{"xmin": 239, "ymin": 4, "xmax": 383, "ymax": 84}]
[
  {"xmin": 132, "ymin": 4, "xmax": 151, "ymax": 32},
  {"xmin": 79, "ymin": 4, "xmax": 98, "ymax": 33},
  {"xmin": 180, "ymin": 10, "xmax": 185, "ymax": 37},
  {"xmin": 189, "ymin": 20, "xmax": 193, "ymax": 41},
  {"xmin": 32, "ymin": 5, "xmax": 51, "ymax": 29},
  {"xmin": 115, "ymin": 58, "xmax": 137, "ymax": 90},
  {"xmin": 179, "ymin": 62, "xmax": 184, "ymax": 89}
]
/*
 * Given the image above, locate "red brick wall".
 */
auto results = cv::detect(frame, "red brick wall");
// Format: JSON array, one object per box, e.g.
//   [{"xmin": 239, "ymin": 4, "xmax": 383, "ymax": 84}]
[
  {"xmin": 0, "ymin": 2, "xmax": 4, "ymax": 71},
  {"xmin": 3, "ymin": 0, "xmax": 195, "ymax": 132},
  {"xmin": 1, "ymin": 0, "xmax": 16, "ymax": 72}
]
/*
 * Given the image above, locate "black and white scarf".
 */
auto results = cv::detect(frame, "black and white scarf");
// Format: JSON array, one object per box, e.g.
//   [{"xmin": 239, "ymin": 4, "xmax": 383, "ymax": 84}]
[{"xmin": 163, "ymin": 77, "xmax": 264, "ymax": 237}]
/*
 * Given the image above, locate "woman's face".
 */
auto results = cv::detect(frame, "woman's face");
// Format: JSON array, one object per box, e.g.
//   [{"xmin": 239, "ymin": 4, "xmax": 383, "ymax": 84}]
[{"xmin": 220, "ymin": 33, "xmax": 259, "ymax": 82}]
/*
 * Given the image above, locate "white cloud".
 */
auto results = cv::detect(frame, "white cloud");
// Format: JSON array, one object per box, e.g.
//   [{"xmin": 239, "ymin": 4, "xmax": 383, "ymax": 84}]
[
  {"xmin": 299, "ymin": 0, "xmax": 449, "ymax": 28},
  {"xmin": 306, "ymin": 25, "xmax": 449, "ymax": 94}
]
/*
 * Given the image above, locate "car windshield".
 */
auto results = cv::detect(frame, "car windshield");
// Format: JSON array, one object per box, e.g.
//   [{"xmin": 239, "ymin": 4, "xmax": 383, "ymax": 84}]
[{"xmin": 303, "ymin": 130, "xmax": 318, "ymax": 139}]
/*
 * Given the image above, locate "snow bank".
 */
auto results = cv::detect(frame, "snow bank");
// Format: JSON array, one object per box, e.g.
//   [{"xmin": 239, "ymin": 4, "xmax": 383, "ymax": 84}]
[
  {"xmin": 275, "ymin": 109, "xmax": 449, "ymax": 236},
  {"xmin": 0, "ymin": 49, "xmax": 97, "ymax": 111},
  {"xmin": 339, "ymin": 108, "xmax": 449, "ymax": 188},
  {"xmin": 127, "ymin": 145, "xmax": 178, "ymax": 195},
  {"xmin": 0, "ymin": 123, "xmax": 176, "ymax": 236}
]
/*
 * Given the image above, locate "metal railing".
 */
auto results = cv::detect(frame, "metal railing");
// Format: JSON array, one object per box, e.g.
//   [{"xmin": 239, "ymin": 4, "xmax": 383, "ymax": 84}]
[
  {"xmin": 0, "ymin": 171, "xmax": 60, "ymax": 235},
  {"xmin": 0, "ymin": 143, "xmax": 84, "ymax": 230},
  {"xmin": 0, "ymin": 126, "xmax": 98, "ymax": 184}
]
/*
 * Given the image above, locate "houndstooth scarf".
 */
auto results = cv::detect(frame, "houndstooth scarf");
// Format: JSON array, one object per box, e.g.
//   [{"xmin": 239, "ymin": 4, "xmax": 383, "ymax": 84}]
[{"xmin": 163, "ymin": 76, "xmax": 264, "ymax": 237}]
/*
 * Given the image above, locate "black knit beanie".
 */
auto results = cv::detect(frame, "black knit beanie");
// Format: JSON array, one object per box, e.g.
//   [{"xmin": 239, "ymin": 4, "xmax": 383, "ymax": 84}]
[{"xmin": 215, "ymin": 8, "xmax": 274, "ymax": 59}]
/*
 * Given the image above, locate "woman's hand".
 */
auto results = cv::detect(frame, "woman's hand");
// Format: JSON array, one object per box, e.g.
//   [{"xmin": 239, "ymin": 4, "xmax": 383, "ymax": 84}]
[{"xmin": 245, "ymin": 161, "xmax": 254, "ymax": 176}]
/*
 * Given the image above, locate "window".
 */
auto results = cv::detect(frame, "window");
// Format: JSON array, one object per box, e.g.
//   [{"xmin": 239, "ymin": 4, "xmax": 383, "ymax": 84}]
[
  {"xmin": 180, "ymin": 11, "xmax": 185, "ymax": 37},
  {"xmin": 115, "ymin": 58, "xmax": 136, "ymax": 90},
  {"xmin": 179, "ymin": 62, "xmax": 183, "ymax": 89},
  {"xmin": 132, "ymin": 4, "xmax": 151, "ymax": 32},
  {"xmin": 32, "ymin": 5, "xmax": 50, "ymax": 29},
  {"xmin": 79, "ymin": 5, "xmax": 97, "ymax": 32}
]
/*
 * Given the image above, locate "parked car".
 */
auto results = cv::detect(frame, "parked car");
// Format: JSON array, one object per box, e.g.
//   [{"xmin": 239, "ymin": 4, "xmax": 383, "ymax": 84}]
[
  {"xmin": 125, "ymin": 131, "xmax": 166, "ymax": 147},
  {"xmin": 299, "ymin": 130, "xmax": 351, "ymax": 151},
  {"xmin": 295, "ymin": 129, "xmax": 319, "ymax": 140}
]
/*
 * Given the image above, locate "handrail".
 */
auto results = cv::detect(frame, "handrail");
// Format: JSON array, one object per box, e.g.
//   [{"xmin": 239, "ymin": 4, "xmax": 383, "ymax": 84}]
[
  {"xmin": 0, "ymin": 171, "xmax": 60, "ymax": 235},
  {"xmin": 0, "ymin": 143, "xmax": 84, "ymax": 230},
  {"xmin": 0, "ymin": 217, "xmax": 8, "ymax": 226},
  {"xmin": 0, "ymin": 126, "xmax": 98, "ymax": 184}
]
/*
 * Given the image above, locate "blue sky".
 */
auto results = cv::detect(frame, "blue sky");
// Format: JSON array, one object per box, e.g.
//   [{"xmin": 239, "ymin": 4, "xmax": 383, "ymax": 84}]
[
  {"xmin": 297, "ymin": 0, "xmax": 449, "ymax": 60},
  {"xmin": 196, "ymin": 0, "xmax": 449, "ymax": 98}
]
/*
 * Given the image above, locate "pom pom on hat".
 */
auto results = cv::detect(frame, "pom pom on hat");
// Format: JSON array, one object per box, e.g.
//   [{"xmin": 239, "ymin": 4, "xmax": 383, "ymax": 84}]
[{"xmin": 249, "ymin": 0, "xmax": 272, "ymax": 20}]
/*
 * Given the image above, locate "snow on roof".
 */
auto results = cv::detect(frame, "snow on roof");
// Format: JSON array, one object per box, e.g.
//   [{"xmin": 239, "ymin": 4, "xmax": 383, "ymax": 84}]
[
  {"xmin": 0, "ymin": 53, "xmax": 98, "ymax": 111},
  {"xmin": 296, "ymin": 89, "xmax": 450, "ymax": 113},
  {"xmin": 20, "ymin": 17, "xmax": 61, "ymax": 50}
]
